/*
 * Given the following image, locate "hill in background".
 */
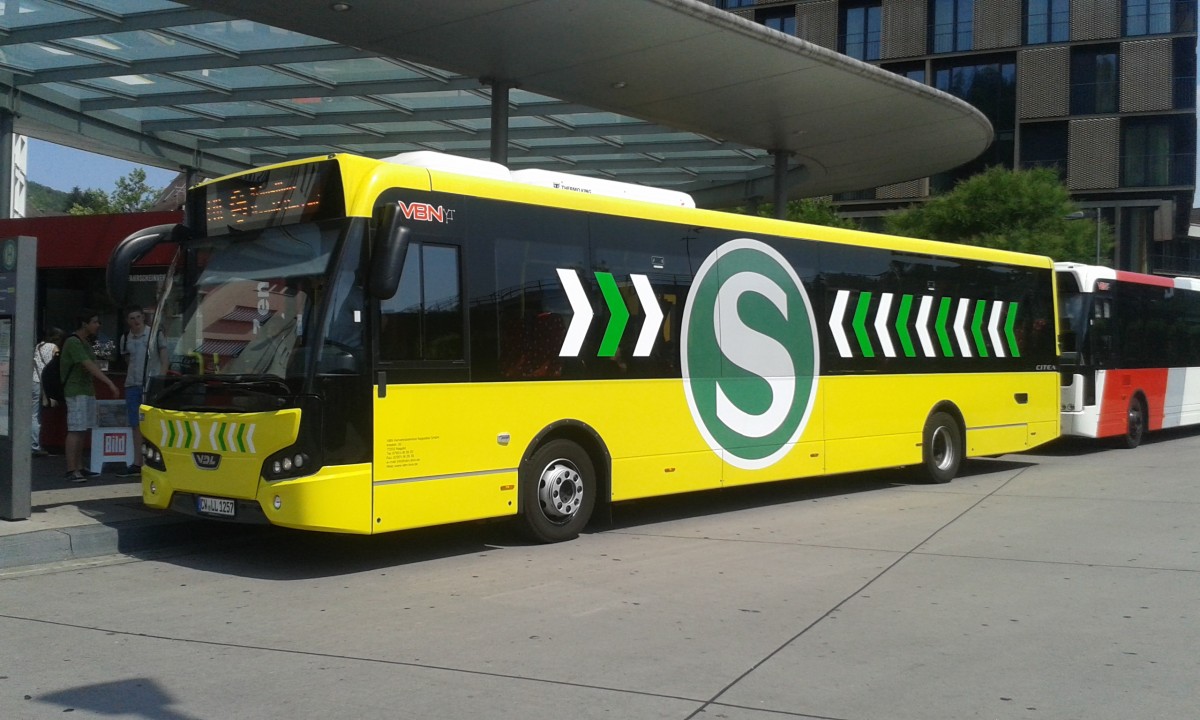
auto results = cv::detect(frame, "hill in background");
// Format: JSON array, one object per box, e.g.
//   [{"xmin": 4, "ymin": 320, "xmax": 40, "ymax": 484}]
[{"xmin": 27, "ymin": 181, "xmax": 73, "ymax": 217}]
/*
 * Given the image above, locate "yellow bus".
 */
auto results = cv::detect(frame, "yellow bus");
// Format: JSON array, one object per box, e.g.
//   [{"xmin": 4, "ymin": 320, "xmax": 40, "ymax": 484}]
[{"xmin": 109, "ymin": 152, "xmax": 1060, "ymax": 542}]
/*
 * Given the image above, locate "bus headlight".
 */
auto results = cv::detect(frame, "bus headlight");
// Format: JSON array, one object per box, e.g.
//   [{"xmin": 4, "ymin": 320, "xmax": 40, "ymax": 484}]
[
  {"xmin": 143, "ymin": 441, "xmax": 166, "ymax": 471},
  {"xmin": 262, "ymin": 447, "xmax": 314, "ymax": 481}
]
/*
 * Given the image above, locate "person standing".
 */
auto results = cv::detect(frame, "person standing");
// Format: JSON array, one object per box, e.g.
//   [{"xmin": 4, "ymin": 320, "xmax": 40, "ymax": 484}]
[
  {"xmin": 31, "ymin": 327, "xmax": 64, "ymax": 457},
  {"xmin": 117, "ymin": 307, "xmax": 149, "ymax": 477},
  {"xmin": 62, "ymin": 310, "xmax": 119, "ymax": 483}
]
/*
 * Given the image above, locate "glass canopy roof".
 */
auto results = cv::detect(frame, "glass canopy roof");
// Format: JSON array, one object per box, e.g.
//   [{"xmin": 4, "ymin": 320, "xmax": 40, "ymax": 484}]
[{"xmin": 0, "ymin": 0, "xmax": 771, "ymax": 189}]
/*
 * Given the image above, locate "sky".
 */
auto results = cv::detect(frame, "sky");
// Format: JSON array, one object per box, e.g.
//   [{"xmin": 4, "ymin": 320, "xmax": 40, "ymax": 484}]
[{"xmin": 27, "ymin": 139, "xmax": 178, "ymax": 194}]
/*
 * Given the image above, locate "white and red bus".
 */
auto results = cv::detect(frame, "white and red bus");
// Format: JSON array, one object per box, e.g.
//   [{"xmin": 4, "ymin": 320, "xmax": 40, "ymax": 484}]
[{"xmin": 1057, "ymin": 262, "xmax": 1200, "ymax": 447}]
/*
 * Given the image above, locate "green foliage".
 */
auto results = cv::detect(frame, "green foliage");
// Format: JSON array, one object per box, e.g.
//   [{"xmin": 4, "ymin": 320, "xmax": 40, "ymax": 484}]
[
  {"xmin": 751, "ymin": 198, "xmax": 860, "ymax": 229},
  {"xmin": 884, "ymin": 166, "xmax": 1111, "ymax": 264},
  {"xmin": 68, "ymin": 168, "xmax": 159, "ymax": 215},
  {"xmin": 27, "ymin": 181, "xmax": 71, "ymax": 215}
]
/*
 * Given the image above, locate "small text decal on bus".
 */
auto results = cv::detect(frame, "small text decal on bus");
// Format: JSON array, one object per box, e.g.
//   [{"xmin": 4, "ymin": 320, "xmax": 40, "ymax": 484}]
[
  {"xmin": 681, "ymin": 239, "xmax": 820, "ymax": 470},
  {"xmin": 398, "ymin": 202, "xmax": 454, "ymax": 223}
]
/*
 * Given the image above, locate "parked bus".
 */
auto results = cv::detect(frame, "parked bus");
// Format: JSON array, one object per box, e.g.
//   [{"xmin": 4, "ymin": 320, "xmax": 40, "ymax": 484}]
[
  {"xmin": 1057, "ymin": 262, "xmax": 1200, "ymax": 447},
  {"xmin": 109, "ymin": 152, "xmax": 1060, "ymax": 542}
]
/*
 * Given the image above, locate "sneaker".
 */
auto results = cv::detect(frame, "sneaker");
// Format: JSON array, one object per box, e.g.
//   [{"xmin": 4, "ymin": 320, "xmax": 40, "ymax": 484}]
[
  {"xmin": 65, "ymin": 470, "xmax": 87, "ymax": 483},
  {"xmin": 117, "ymin": 465, "xmax": 141, "ymax": 478},
  {"xmin": 80, "ymin": 468, "xmax": 101, "ymax": 477}
]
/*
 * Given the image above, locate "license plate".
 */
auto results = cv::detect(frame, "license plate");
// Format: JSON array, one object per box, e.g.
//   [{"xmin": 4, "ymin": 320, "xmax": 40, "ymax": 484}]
[{"xmin": 197, "ymin": 496, "xmax": 236, "ymax": 518}]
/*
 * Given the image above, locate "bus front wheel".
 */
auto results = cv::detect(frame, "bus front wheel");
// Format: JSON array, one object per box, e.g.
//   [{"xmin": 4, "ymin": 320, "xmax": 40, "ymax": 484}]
[
  {"xmin": 519, "ymin": 439, "xmax": 596, "ymax": 543},
  {"xmin": 921, "ymin": 411, "xmax": 962, "ymax": 484},
  {"xmin": 1122, "ymin": 396, "xmax": 1147, "ymax": 449}
]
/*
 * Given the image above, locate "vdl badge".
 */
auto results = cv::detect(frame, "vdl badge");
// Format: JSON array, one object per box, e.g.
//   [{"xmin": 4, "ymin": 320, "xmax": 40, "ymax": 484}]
[{"xmin": 193, "ymin": 452, "xmax": 222, "ymax": 470}]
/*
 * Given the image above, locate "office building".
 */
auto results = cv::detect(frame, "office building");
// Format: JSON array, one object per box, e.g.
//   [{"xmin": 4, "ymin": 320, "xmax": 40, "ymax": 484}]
[{"xmin": 713, "ymin": 0, "xmax": 1198, "ymax": 274}]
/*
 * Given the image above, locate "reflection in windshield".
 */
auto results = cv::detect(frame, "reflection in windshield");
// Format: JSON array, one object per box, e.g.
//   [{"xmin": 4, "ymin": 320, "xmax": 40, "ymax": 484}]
[{"xmin": 148, "ymin": 220, "xmax": 346, "ymax": 380}]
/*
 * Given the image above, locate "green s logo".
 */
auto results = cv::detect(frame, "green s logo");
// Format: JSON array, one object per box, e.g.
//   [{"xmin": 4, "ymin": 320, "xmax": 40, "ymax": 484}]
[{"xmin": 681, "ymin": 239, "xmax": 820, "ymax": 469}]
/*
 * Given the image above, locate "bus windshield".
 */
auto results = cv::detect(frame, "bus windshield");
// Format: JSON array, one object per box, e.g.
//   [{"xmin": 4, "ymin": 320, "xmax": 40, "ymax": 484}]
[{"xmin": 149, "ymin": 218, "xmax": 350, "ymax": 386}]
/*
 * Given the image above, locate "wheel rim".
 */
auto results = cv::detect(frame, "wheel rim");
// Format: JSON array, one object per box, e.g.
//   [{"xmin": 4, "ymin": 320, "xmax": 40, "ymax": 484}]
[
  {"xmin": 930, "ymin": 426, "xmax": 955, "ymax": 471},
  {"xmin": 1128, "ymin": 403, "xmax": 1144, "ymax": 442},
  {"xmin": 537, "ymin": 458, "xmax": 584, "ymax": 521}
]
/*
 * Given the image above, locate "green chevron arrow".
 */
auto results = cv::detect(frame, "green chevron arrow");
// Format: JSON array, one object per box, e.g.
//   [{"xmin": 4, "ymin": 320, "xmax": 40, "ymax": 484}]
[
  {"xmin": 236, "ymin": 423, "xmax": 248, "ymax": 453},
  {"xmin": 853, "ymin": 291, "xmax": 875, "ymax": 358},
  {"xmin": 166, "ymin": 421, "xmax": 177, "ymax": 448},
  {"xmin": 935, "ymin": 297, "xmax": 954, "ymax": 357},
  {"xmin": 971, "ymin": 299, "xmax": 989, "ymax": 358},
  {"xmin": 1005, "ymin": 302, "xmax": 1021, "ymax": 357},
  {"xmin": 895, "ymin": 294, "xmax": 916, "ymax": 358},
  {"xmin": 595, "ymin": 272, "xmax": 629, "ymax": 357},
  {"xmin": 183, "ymin": 421, "xmax": 194, "ymax": 448}
]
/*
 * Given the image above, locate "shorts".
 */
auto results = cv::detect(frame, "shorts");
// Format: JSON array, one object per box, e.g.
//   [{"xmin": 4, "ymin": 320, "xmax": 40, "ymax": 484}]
[
  {"xmin": 125, "ymin": 385, "xmax": 144, "ymax": 428},
  {"xmin": 66, "ymin": 395, "xmax": 97, "ymax": 433}
]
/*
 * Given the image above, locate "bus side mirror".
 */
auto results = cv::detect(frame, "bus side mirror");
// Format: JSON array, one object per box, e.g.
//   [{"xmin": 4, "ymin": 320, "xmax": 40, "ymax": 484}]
[
  {"xmin": 107, "ymin": 223, "xmax": 188, "ymax": 305},
  {"xmin": 368, "ymin": 203, "xmax": 411, "ymax": 301}
]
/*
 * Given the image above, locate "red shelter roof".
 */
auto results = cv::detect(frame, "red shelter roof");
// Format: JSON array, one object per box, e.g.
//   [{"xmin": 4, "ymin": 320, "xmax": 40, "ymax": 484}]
[{"xmin": 0, "ymin": 211, "xmax": 181, "ymax": 269}]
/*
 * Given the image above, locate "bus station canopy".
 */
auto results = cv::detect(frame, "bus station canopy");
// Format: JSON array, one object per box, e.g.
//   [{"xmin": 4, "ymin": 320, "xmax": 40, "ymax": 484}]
[{"xmin": 0, "ymin": 0, "xmax": 993, "ymax": 206}]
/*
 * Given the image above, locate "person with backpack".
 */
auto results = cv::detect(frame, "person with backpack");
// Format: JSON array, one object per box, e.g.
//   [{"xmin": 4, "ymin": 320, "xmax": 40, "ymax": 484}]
[
  {"xmin": 61, "ymin": 309, "xmax": 119, "ymax": 483},
  {"xmin": 32, "ymin": 327, "xmax": 65, "ymax": 457}
]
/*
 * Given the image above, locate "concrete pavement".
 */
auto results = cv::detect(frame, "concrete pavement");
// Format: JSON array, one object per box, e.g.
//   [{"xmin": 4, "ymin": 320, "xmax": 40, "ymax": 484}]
[
  {"xmin": 0, "ymin": 454, "xmax": 232, "ymax": 570},
  {"xmin": 2, "ymin": 429, "xmax": 1198, "ymax": 719}
]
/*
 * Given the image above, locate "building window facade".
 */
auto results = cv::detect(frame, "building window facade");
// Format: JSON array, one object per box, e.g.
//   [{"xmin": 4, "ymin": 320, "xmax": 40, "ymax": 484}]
[
  {"xmin": 716, "ymin": 0, "xmax": 756, "ymax": 9},
  {"xmin": 1020, "ymin": 121, "xmax": 1069, "ymax": 175},
  {"xmin": 1070, "ymin": 46, "xmax": 1119, "ymax": 115},
  {"xmin": 932, "ymin": 58, "xmax": 1016, "ymax": 189},
  {"xmin": 1123, "ymin": 0, "xmax": 1172, "ymax": 35},
  {"xmin": 930, "ymin": 0, "xmax": 974, "ymax": 53},
  {"xmin": 757, "ymin": 6, "xmax": 798, "ymax": 35},
  {"xmin": 841, "ymin": 2, "xmax": 883, "ymax": 60},
  {"xmin": 1025, "ymin": 0, "xmax": 1070, "ymax": 44},
  {"xmin": 1121, "ymin": 117, "xmax": 1193, "ymax": 187}
]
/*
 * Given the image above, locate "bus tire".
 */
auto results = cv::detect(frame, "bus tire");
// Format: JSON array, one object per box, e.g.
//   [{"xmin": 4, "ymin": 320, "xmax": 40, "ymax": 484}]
[
  {"xmin": 921, "ymin": 411, "xmax": 962, "ymax": 484},
  {"xmin": 519, "ymin": 439, "xmax": 596, "ymax": 543},
  {"xmin": 1122, "ymin": 395, "xmax": 1147, "ymax": 449}
]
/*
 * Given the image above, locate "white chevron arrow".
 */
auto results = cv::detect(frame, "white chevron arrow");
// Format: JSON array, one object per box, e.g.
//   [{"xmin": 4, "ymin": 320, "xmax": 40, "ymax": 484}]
[
  {"xmin": 630, "ymin": 274, "xmax": 663, "ymax": 357},
  {"xmin": 954, "ymin": 298, "xmax": 973, "ymax": 357},
  {"xmin": 874, "ymin": 292, "xmax": 895, "ymax": 358},
  {"xmin": 988, "ymin": 300, "xmax": 1006, "ymax": 358},
  {"xmin": 829, "ymin": 289, "xmax": 853, "ymax": 358},
  {"xmin": 557, "ymin": 268, "xmax": 593, "ymax": 357},
  {"xmin": 916, "ymin": 295, "xmax": 935, "ymax": 357}
]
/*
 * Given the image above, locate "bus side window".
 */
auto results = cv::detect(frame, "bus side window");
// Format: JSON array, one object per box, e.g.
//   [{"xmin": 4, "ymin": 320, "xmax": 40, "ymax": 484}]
[
  {"xmin": 1091, "ymin": 297, "xmax": 1114, "ymax": 366},
  {"xmin": 379, "ymin": 242, "xmax": 464, "ymax": 362}
]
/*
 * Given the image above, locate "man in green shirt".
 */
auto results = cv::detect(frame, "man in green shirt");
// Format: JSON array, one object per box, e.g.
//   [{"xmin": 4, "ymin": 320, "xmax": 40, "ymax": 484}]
[{"xmin": 62, "ymin": 309, "xmax": 119, "ymax": 483}]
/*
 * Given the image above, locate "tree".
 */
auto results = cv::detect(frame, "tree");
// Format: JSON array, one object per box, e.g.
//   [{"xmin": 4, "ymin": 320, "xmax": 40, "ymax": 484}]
[
  {"xmin": 751, "ymin": 198, "xmax": 860, "ymax": 229},
  {"xmin": 68, "ymin": 168, "xmax": 159, "ymax": 215},
  {"xmin": 884, "ymin": 166, "xmax": 1112, "ymax": 264}
]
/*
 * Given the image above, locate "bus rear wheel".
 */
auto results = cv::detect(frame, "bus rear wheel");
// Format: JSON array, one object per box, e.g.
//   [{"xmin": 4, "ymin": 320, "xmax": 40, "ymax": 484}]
[
  {"xmin": 519, "ymin": 439, "xmax": 596, "ymax": 543},
  {"xmin": 921, "ymin": 411, "xmax": 962, "ymax": 484},
  {"xmin": 1122, "ymin": 396, "xmax": 1147, "ymax": 449}
]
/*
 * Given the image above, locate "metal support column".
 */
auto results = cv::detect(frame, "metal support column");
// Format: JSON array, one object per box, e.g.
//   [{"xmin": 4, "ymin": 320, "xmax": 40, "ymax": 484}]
[
  {"xmin": 773, "ymin": 150, "xmax": 789, "ymax": 220},
  {"xmin": 489, "ymin": 80, "xmax": 511, "ymax": 166},
  {"xmin": 0, "ymin": 109, "xmax": 13, "ymax": 220}
]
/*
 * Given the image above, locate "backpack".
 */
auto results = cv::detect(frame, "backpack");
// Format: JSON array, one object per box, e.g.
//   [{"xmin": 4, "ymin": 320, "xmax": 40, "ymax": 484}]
[
  {"xmin": 41, "ymin": 353, "xmax": 66, "ymax": 405},
  {"xmin": 41, "ymin": 337, "xmax": 79, "ymax": 405}
]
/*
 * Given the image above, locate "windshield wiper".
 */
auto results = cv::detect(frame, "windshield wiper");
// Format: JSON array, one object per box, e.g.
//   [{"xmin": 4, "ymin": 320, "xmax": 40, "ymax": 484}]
[
  {"xmin": 151, "ymin": 374, "xmax": 291, "ymax": 406},
  {"xmin": 151, "ymin": 375, "xmax": 207, "ymax": 405}
]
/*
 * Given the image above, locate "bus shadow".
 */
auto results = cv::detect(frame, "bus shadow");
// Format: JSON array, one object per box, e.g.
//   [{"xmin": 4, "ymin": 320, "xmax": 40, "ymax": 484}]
[
  {"xmin": 1028, "ymin": 424, "xmax": 1200, "ymax": 457},
  {"xmin": 153, "ymin": 458, "xmax": 1038, "ymax": 581},
  {"xmin": 152, "ymin": 520, "xmax": 521, "ymax": 581},
  {"xmin": 596, "ymin": 457, "xmax": 1034, "ymax": 535}
]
